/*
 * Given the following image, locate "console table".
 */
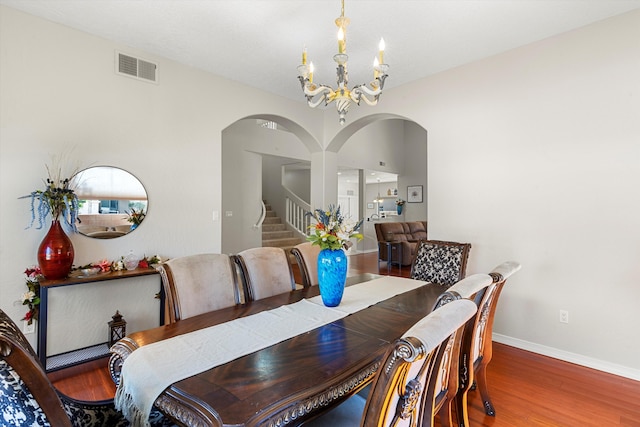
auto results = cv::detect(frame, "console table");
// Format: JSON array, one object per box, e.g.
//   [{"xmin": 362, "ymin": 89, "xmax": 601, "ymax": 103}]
[{"xmin": 38, "ymin": 267, "xmax": 162, "ymax": 371}]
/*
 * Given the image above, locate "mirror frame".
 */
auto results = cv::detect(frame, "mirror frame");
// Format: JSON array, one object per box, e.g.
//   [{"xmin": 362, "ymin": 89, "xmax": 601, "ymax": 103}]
[{"xmin": 71, "ymin": 166, "xmax": 148, "ymax": 239}]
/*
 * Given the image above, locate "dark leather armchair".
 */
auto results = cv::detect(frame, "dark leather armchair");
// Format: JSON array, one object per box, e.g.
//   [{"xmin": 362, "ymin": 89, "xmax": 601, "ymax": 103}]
[{"xmin": 374, "ymin": 221, "xmax": 427, "ymax": 266}]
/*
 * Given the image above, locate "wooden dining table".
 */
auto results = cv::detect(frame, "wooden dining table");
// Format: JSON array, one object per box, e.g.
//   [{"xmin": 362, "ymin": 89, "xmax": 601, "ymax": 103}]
[{"xmin": 108, "ymin": 273, "xmax": 446, "ymax": 427}]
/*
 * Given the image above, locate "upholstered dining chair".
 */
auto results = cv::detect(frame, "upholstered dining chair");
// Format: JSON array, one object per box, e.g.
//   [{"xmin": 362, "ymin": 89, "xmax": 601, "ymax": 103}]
[
  {"xmin": 290, "ymin": 242, "xmax": 321, "ymax": 287},
  {"xmin": 410, "ymin": 240, "xmax": 472, "ymax": 287},
  {"xmin": 158, "ymin": 253, "xmax": 241, "ymax": 324},
  {"xmin": 302, "ymin": 299, "xmax": 477, "ymax": 427},
  {"xmin": 431, "ymin": 273, "xmax": 495, "ymax": 427},
  {"xmin": 472, "ymin": 261, "xmax": 522, "ymax": 418},
  {"xmin": 0, "ymin": 309, "xmax": 174, "ymax": 427},
  {"xmin": 234, "ymin": 247, "xmax": 296, "ymax": 301}
]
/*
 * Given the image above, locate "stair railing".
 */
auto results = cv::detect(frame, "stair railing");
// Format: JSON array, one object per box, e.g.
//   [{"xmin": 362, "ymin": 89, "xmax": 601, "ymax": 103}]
[
  {"xmin": 253, "ymin": 199, "xmax": 267, "ymax": 229},
  {"xmin": 283, "ymin": 188, "xmax": 312, "ymax": 236}
]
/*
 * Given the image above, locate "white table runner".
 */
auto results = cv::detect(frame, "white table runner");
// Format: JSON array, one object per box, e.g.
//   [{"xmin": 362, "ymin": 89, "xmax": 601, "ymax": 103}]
[{"xmin": 115, "ymin": 276, "xmax": 426, "ymax": 426}]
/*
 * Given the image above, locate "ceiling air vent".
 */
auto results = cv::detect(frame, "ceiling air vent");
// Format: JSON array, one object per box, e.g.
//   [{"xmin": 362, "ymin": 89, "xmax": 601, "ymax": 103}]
[{"xmin": 116, "ymin": 51, "xmax": 158, "ymax": 83}]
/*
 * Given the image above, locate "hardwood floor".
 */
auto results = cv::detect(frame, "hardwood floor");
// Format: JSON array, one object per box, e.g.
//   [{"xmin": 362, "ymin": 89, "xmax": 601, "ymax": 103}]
[{"xmin": 50, "ymin": 252, "xmax": 640, "ymax": 426}]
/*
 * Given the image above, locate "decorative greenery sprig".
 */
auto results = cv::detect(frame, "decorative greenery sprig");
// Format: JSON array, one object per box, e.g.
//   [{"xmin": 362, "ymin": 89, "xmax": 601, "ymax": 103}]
[{"xmin": 20, "ymin": 157, "xmax": 80, "ymax": 232}]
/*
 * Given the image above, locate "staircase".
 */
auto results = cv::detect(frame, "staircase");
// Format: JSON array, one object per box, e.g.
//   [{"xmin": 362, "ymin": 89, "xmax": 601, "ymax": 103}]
[{"xmin": 262, "ymin": 202, "xmax": 305, "ymax": 260}]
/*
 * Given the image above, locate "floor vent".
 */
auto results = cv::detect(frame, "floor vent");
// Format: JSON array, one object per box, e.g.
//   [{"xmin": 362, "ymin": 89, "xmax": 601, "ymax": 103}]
[
  {"xmin": 46, "ymin": 343, "xmax": 110, "ymax": 372},
  {"xmin": 116, "ymin": 51, "xmax": 158, "ymax": 83}
]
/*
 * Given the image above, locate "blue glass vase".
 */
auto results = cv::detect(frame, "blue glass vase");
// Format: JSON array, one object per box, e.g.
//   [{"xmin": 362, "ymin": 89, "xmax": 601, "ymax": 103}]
[{"xmin": 317, "ymin": 248, "xmax": 348, "ymax": 307}]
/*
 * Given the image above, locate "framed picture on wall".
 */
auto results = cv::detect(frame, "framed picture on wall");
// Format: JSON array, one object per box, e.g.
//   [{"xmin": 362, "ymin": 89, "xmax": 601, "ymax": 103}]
[
  {"xmin": 367, "ymin": 203, "xmax": 374, "ymax": 209},
  {"xmin": 407, "ymin": 185, "xmax": 423, "ymax": 203}
]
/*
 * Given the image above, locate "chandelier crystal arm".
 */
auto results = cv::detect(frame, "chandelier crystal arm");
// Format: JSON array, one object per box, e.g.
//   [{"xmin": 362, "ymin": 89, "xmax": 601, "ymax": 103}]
[
  {"xmin": 350, "ymin": 89, "xmax": 378, "ymax": 106},
  {"xmin": 353, "ymin": 80, "xmax": 384, "ymax": 98},
  {"xmin": 298, "ymin": 77, "xmax": 335, "ymax": 107}
]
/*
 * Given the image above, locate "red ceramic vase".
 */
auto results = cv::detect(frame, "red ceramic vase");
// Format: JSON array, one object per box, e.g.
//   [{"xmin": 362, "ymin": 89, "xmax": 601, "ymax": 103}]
[{"xmin": 37, "ymin": 220, "xmax": 74, "ymax": 280}]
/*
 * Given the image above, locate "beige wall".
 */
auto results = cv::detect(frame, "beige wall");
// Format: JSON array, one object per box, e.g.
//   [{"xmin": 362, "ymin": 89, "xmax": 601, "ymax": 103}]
[
  {"xmin": 1, "ymin": 5, "xmax": 639, "ymax": 378},
  {"xmin": 0, "ymin": 5, "xmax": 321, "ymax": 354},
  {"xmin": 347, "ymin": 10, "xmax": 639, "ymax": 377}
]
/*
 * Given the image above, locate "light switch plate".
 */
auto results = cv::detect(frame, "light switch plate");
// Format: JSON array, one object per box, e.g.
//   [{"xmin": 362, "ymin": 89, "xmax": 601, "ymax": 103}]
[{"xmin": 23, "ymin": 321, "xmax": 35, "ymax": 334}]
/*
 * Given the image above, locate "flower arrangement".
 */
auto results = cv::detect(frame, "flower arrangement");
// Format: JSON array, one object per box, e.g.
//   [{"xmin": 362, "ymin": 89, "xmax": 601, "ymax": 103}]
[
  {"xmin": 396, "ymin": 199, "xmax": 406, "ymax": 206},
  {"xmin": 306, "ymin": 205, "xmax": 363, "ymax": 250},
  {"xmin": 76, "ymin": 254, "xmax": 164, "ymax": 273},
  {"xmin": 20, "ymin": 158, "xmax": 80, "ymax": 232},
  {"xmin": 124, "ymin": 207, "xmax": 146, "ymax": 225},
  {"xmin": 21, "ymin": 266, "xmax": 42, "ymax": 325}
]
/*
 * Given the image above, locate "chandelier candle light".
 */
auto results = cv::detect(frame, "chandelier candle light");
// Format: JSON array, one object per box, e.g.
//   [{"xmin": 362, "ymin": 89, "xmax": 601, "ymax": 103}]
[{"xmin": 297, "ymin": 0, "xmax": 389, "ymax": 125}]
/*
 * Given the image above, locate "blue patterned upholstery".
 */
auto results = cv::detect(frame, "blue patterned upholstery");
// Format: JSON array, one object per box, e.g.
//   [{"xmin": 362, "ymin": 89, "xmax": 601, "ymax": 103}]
[
  {"xmin": 0, "ymin": 360, "xmax": 49, "ymax": 426},
  {"xmin": 0, "ymin": 309, "xmax": 175, "ymax": 427},
  {"xmin": 410, "ymin": 240, "xmax": 471, "ymax": 286},
  {"xmin": 62, "ymin": 395, "xmax": 130, "ymax": 427}
]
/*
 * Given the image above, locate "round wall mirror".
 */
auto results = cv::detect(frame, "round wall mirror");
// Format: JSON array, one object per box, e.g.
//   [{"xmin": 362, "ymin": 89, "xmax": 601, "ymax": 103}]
[{"xmin": 70, "ymin": 166, "xmax": 148, "ymax": 239}]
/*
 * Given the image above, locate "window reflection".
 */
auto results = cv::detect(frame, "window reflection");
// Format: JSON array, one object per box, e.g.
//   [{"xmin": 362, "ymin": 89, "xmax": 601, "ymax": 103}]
[{"xmin": 71, "ymin": 166, "xmax": 148, "ymax": 239}]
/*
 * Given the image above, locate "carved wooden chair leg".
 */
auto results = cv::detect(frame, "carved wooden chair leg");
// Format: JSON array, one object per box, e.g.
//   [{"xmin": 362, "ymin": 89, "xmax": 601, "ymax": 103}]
[
  {"xmin": 437, "ymin": 401, "xmax": 455, "ymax": 427},
  {"xmin": 455, "ymin": 388, "xmax": 471, "ymax": 427},
  {"xmin": 475, "ymin": 364, "xmax": 496, "ymax": 416}
]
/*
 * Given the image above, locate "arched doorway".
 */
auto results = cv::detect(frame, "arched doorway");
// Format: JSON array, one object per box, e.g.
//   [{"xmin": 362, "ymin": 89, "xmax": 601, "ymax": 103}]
[{"xmin": 220, "ymin": 114, "xmax": 427, "ymax": 255}]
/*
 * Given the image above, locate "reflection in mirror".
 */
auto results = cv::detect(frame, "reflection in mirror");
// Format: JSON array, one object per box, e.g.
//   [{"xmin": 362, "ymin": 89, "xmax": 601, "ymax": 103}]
[{"xmin": 70, "ymin": 166, "xmax": 148, "ymax": 239}]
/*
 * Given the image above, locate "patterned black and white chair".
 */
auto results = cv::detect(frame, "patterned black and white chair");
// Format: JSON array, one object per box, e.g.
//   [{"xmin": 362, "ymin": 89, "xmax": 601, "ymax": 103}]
[
  {"xmin": 303, "ymin": 299, "xmax": 477, "ymax": 427},
  {"xmin": 410, "ymin": 240, "xmax": 472, "ymax": 287},
  {"xmin": 0, "ymin": 309, "xmax": 174, "ymax": 427}
]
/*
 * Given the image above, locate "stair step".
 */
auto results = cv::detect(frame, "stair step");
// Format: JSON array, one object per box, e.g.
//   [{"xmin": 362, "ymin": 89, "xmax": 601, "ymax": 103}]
[
  {"xmin": 262, "ymin": 223, "xmax": 286, "ymax": 232},
  {"xmin": 263, "ymin": 237, "xmax": 304, "ymax": 247},
  {"xmin": 261, "ymin": 201, "xmax": 303, "ymax": 261},
  {"xmin": 262, "ymin": 230, "xmax": 294, "ymax": 240}
]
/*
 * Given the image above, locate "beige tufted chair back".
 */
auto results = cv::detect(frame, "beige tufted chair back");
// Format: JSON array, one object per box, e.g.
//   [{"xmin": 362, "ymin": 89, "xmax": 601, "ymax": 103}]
[
  {"xmin": 234, "ymin": 247, "xmax": 296, "ymax": 301},
  {"xmin": 290, "ymin": 242, "xmax": 321, "ymax": 287},
  {"xmin": 158, "ymin": 253, "xmax": 240, "ymax": 324}
]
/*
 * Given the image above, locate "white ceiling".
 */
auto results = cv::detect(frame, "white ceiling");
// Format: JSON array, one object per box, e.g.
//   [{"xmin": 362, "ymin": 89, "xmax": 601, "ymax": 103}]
[
  {"xmin": 338, "ymin": 168, "xmax": 397, "ymax": 185},
  {"xmin": 2, "ymin": 0, "xmax": 639, "ymax": 103}
]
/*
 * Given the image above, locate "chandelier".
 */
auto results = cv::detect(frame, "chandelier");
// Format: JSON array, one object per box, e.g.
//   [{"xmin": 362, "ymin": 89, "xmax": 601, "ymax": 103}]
[{"xmin": 297, "ymin": 0, "xmax": 389, "ymax": 125}]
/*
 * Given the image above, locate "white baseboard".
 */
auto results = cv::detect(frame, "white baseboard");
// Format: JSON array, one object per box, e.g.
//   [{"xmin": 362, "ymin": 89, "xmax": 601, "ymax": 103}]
[{"xmin": 493, "ymin": 333, "xmax": 640, "ymax": 381}]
